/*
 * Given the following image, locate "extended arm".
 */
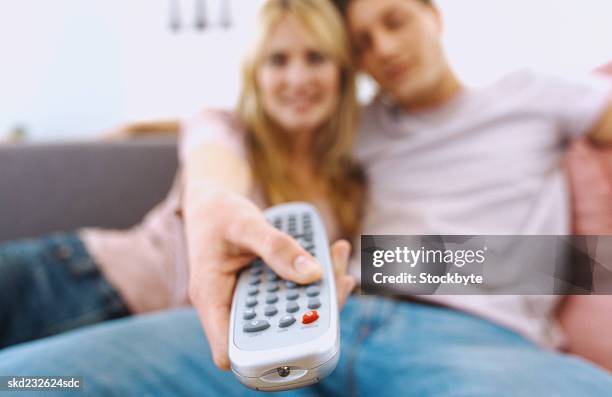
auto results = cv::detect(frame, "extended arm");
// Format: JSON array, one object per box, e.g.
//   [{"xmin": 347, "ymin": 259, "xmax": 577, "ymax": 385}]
[{"xmin": 182, "ymin": 137, "xmax": 355, "ymax": 370}]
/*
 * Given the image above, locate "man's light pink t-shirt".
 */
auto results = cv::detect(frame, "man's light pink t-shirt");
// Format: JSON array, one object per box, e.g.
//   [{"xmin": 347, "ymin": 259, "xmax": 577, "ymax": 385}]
[{"xmin": 351, "ymin": 69, "xmax": 612, "ymax": 348}]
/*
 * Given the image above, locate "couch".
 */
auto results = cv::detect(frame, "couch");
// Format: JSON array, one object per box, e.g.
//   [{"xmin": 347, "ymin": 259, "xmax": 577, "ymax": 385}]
[{"xmin": 0, "ymin": 138, "xmax": 178, "ymax": 242}]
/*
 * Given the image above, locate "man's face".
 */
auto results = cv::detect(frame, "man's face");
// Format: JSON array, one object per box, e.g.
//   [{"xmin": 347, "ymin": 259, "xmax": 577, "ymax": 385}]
[{"xmin": 346, "ymin": 0, "xmax": 449, "ymax": 106}]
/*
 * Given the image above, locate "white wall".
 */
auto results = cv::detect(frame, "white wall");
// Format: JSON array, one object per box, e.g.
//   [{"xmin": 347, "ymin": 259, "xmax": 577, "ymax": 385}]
[
  {"xmin": 0, "ymin": 0, "xmax": 265, "ymax": 141},
  {"xmin": 1, "ymin": 0, "xmax": 611, "ymax": 141},
  {"xmin": 438, "ymin": 0, "xmax": 612, "ymax": 85}
]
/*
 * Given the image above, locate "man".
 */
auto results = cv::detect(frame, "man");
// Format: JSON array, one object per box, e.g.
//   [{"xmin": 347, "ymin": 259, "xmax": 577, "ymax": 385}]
[
  {"xmin": 1, "ymin": 0, "xmax": 611, "ymax": 396},
  {"xmin": 336, "ymin": 0, "xmax": 612, "ymax": 349}
]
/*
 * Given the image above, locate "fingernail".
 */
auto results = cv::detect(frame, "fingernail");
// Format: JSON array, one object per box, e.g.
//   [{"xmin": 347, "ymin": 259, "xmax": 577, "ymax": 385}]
[{"xmin": 294, "ymin": 255, "xmax": 320, "ymax": 275}]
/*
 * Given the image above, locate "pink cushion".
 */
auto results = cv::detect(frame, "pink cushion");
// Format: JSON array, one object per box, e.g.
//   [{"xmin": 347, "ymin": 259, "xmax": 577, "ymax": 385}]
[
  {"xmin": 559, "ymin": 64, "xmax": 612, "ymax": 373},
  {"xmin": 566, "ymin": 140, "xmax": 612, "ymax": 234},
  {"xmin": 566, "ymin": 64, "xmax": 612, "ymax": 234},
  {"xmin": 558, "ymin": 296, "xmax": 612, "ymax": 372}
]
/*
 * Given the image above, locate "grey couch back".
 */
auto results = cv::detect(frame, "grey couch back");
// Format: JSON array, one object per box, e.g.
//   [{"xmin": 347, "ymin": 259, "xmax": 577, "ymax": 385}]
[{"xmin": 0, "ymin": 139, "xmax": 178, "ymax": 242}]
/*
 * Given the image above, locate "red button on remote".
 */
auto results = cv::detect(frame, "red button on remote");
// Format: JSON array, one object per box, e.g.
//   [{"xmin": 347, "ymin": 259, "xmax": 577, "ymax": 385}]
[{"xmin": 302, "ymin": 310, "xmax": 319, "ymax": 324}]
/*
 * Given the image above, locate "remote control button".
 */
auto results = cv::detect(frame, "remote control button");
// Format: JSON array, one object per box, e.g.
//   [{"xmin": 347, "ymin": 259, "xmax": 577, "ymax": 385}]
[
  {"xmin": 247, "ymin": 287, "xmax": 259, "ymax": 296},
  {"xmin": 249, "ymin": 277, "xmax": 261, "ymax": 286},
  {"xmin": 285, "ymin": 281, "xmax": 298, "ymax": 289},
  {"xmin": 279, "ymin": 315, "xmax": 296, "ymax": 328},
  {"xmin": 243, "ymin": 309, "xmax": 256, "ymax": 320},
  {"xmin": 245, "ymin": 297, "xmax": 258, "ymax": 308},
  {"xmin": 266, "ymin": 273, "xmax": 279, "ymax": 282},
  {"xmin": 295, "ymin": 237, "xmax": 310, "ymax": 248},
  {"xmin": 306, "ymin": 286, "xmax": 320, "ymax": 297},
  {"xmin": 265, "ymin": 294, "xmax": 278, "ymax": 304},
  {"xmin": 286, "ymin": 290, "xmax": 299, "ymax": 301},
  {"xmin": 250, "ymin": 267, "xmax": 263, "ymax": 276},
  {"xmin": 244, "ymin": 320, "xmax": 270, "ymax": 333},
  {"xmin": 286, "ymin": 301, "xmax": 299, "ymax": 313},
  {"xmin": 308, "ymin": 298, "xmax": 321, "ymax": 309},
  {"xmin": 264, "ymin": 306, "xmax": 278, "ymax": 317},
  {"xmin": 302, "ymin": 310, "xmax": 319, "ymax": 324},
  {"xmin": 266, "ymin": 283, "xmax": 279, "ymax": 292}
]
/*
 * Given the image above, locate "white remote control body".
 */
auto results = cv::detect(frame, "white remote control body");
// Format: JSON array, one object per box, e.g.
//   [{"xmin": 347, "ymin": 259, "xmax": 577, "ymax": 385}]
[{"xmin": 228, "ymin": 202, "xmax": 340, "ymax": 392}]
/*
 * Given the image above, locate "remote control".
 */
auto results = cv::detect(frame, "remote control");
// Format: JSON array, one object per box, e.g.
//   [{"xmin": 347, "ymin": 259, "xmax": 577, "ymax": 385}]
[{"xmin": 228, "ymin": 202, "xmax": 340, "ymax": 392}]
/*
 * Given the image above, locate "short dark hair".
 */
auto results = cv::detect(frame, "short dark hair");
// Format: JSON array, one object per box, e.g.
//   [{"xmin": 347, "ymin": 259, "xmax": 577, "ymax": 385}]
[{"xmin": 333, "ymin": 0, "xmax": 433, "ymax": 16}]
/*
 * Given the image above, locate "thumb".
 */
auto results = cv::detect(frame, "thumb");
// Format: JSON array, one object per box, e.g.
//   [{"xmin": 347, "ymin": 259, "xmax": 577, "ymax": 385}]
[{"xmin": 227, "ymin": 215, "xmax": 323, "ymax": 284}]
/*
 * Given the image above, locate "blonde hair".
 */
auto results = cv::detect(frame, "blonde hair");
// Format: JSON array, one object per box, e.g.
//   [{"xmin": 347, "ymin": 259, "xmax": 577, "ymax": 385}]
[{"xmin": 238, "ymin": 0, "xmax": 366, "ymax": 241}]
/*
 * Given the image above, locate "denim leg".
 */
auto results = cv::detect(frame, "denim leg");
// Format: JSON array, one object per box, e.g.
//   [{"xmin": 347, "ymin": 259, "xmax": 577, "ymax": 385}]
[
  {"xmin": 0, "ymin": 233, "xmax": 130, "ymax": 349},
  {"xmin": 0, "ymin": 301, "xmax": 364, "ymax": 397},
  {"xmin": 354, "ymin": 298, "xmax": 612, "ymax": 397},
  {"xmin": 6, "ymin": 295, "xmax": 605, "ymax": 397},
  {"xmin": 0, "ymin": 309, "xmax": 243, "ymax": 397}
]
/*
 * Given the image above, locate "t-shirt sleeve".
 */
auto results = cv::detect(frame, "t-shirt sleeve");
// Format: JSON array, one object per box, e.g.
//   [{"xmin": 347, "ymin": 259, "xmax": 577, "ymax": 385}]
[
  {"xmin": 179, "ymin": 109, "xmax": 247, "ymax": 164},
  {"xmin": 527, "ymin": 70, "xmax": 612, "ymax": 140}
]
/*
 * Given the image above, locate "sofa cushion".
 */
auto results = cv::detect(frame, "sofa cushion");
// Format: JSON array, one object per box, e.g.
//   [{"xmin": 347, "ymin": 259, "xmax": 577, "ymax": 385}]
[
  {"xmin": 0, "ymin": 138, "xmax": 178, "ymax": 242},
  {"xmin": 566, "ymin": 66, "xmax": 612, "ymax": 234},
  {"xmin": 559, "ymin": 64, "xmax": 612, "ymax": 372}
]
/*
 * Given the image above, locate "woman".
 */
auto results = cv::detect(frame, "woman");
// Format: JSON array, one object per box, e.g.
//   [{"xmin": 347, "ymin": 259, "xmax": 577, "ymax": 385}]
[{"xmin": 0, "ymin": 0, "xmax": 363, "ymax": 354}]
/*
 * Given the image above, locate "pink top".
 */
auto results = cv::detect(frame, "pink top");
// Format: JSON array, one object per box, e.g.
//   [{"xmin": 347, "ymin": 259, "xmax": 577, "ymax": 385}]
[
  {"xmin": 349, "ymin": 69, "xmax": 612, "ymax": 349},
  {"xmin": 80, "ymin": 110, "xmax": 340, "ymax": 313}
]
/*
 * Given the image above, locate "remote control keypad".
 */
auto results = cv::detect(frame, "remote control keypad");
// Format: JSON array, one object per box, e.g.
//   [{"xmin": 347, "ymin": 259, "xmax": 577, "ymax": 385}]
[{"xmin": 238, "ymin": 212, "xmax": 326, "ymax": 336}]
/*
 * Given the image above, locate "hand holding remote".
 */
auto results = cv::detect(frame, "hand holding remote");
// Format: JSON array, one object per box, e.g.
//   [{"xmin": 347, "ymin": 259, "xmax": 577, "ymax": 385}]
[
  {"xmin": 229, "ymin": 203, "xmax": 354, "ymax": 391},
  {"xmin": 184, "ymin": 193, "xmax": 355, "ymax": 371}
]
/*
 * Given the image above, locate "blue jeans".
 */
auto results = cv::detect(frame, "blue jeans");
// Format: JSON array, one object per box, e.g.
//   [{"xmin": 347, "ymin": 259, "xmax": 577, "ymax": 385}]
[
  {"xmin": 1, "ymin": 295, "xmax": 611, "ymax": 397},
  {"xmin": 0, "ymin": 233, "xmax": 130, "ymax": 348}
]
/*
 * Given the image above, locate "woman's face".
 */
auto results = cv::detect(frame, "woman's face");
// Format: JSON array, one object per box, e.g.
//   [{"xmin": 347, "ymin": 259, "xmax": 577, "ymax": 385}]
[{"xmin": 257, "ymin": 16, "xmax": 341, "ymax": 135}]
